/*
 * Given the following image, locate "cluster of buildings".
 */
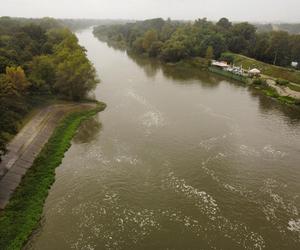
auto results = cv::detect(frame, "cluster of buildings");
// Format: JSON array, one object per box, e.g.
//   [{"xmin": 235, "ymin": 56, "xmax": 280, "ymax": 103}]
[{"xmin": 211, "ymin": 60, "xmax": 261, "ymax": 77}]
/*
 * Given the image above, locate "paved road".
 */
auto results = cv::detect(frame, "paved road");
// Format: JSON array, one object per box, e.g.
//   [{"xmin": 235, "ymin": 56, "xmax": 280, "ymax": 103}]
[{"xmin": 0, "ymin": 103, "xmax": 94, "ymax": 209}]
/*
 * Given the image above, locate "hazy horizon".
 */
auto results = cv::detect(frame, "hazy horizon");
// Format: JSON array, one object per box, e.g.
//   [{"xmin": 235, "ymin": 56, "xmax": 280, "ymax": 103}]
[{"xmin": 1, "ymin": 0, "xmax": 300, "ymax": 23}]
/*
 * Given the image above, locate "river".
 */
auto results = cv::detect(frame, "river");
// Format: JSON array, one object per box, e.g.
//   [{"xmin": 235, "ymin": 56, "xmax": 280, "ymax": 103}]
[{"xmin": 26, "ymin": 28, "xmax": 300, "ymax": 250}]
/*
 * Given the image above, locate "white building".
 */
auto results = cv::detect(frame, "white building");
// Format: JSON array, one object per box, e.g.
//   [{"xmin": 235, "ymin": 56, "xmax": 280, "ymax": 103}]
[{"xmin": 291, "ymin": 62, "xmax": 298, "ymax": 68}]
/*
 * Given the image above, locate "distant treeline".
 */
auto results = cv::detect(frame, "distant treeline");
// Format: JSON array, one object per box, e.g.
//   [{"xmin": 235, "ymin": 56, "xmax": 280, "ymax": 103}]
[
  {"xmin": 0, "ymin": 17, "xmax": 98, "ymax": 157},
  {"xmin": 256, "ymin": 23, "xmax": 300, "ymax": 35},
  {"xmin": 93, "ymin": 18, "xmax": 300, "ymax": 67},
  {"xmin": 60, "ymin": 19, "xmax": 132, "ymax": 31}
]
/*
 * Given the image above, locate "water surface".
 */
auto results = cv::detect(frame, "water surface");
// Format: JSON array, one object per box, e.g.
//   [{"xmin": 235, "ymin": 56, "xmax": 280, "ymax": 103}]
[{"xmin": 27, "ymin": 28, "xmax": 300, "ymax": 250}]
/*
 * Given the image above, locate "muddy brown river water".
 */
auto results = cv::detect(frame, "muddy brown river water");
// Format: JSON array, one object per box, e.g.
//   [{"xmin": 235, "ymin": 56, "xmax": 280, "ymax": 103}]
[{"xmin": 26, "ymin": 28, "xmax": 300, "ymax": 250}]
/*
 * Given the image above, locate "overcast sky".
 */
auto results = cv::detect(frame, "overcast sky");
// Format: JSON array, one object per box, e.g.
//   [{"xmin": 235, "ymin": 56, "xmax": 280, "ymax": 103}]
[{"xmin": 1, "ymin": 0, "xmax": 299, "ymax": 22}]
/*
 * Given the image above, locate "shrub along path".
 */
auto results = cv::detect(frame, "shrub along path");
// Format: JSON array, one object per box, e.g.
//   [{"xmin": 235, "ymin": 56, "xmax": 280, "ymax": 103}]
[{"xmin": 0, "ymin": 103, "xmax": 96, "ymax": 209}]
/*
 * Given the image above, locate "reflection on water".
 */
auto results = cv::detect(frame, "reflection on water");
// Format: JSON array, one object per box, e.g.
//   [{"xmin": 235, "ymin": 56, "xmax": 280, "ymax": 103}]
[
  {"xmin": 127, "ymin": 50, "xmax": 300, "ymax": 123},
  {"xmin": 73, "ymin": 117, "xmax": 102, "ymax": 144},
  {"xmin": 27, "ymin": 29, "xmax": 300, "ymax": 250}
]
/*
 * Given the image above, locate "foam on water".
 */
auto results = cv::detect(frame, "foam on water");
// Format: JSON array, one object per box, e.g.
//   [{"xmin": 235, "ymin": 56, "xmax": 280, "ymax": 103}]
[
  {"xmin": 240, "ymin": 145, "xmax": 261, "ymax": 157},
  {"xmin": 140, "ymin": 111, "xmax": 165, "ymax": 128},
  {"xmin": 163, "ymin": 172, "xmax": 265, "ymax": 249},
  {"xmin": 200, "ymin": 150, "xmax": 299, "ymax": 244},
  {"xmin": 288, "ymin": 219, "xmax": 300, "ymax": 233},
  {"xmin": 127, "ymin": 89, "xmax": 148, "ymax": 106},
  {"xmin": 127, "ymin": 89, "xmax": 166, "ymax": 132},
  {"xmin": 114, "ymin": 155, "xmax": 138, "ymax": 165},
  {"xmin": 71, "ymin": 192, "xmax": 160, "ymax": 250},
  {"xmin": 262, "ymin": 145, "xmax": 287, "ymax": 158},
  {"xmin": 197, "ymin": 103, "xmax": 235, "ymax": 122},
  {"xmin": 259, "ymin": 179, "xmax": 300, "ymax": 241}
]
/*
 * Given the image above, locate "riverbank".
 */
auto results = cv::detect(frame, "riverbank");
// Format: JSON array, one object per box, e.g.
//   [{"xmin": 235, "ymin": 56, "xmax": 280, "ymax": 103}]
[
  {"xmin": 207, "ymin": 66, "xmax": 300, "ymax": 105},
  {"xmin": 161, "ymin": 56, "xmax": 300, "ymax": 106},
  {"xmin": 0, "ymin": 101, "xmax": 106, "ymax": 250}
]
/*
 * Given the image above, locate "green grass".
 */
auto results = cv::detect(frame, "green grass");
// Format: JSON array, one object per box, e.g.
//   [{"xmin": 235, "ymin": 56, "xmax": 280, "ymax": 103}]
[
  {"xmin": 0, "ymin": 101, "xmax": 106, "ymax": 250},
  {"xmin": 288, "ymin": 83, "xmax": 300, "ymax": 92},
  {"xmin": 262, "ymin": 87, "xmax": 279, "ymax": 98},
  {"xmin": 223, "ymin": 52, "xmax": 300, "ymax": 85},
  {"xmin": 277, "ymin": 96, "xmax": 296, "ymax": 105},
  {"xmin": 261, "ymin": 86, "xmax": 298, "ymax": 105}
]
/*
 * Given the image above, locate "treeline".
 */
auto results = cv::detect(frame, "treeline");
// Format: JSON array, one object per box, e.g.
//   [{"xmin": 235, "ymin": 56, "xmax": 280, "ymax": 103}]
[
  {"xmin": 94, "ymin": 18, "xmax": 300, "ymax": 67},
  {"xmin": 60, "ymin": 19, "xmax": 132, "ymax": 31},
  {"xmin": 256, "ymin": 23, "xmax": 300, "ymax": 35},
  {"xmin": 0, "ymin": 17, "xmax": 98, "ymax": 157}
]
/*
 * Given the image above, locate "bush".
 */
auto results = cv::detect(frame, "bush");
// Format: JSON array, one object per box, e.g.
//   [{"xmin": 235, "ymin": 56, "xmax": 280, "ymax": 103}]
[
  {"xmin": 276, "ymin": 78, "xmax": 289, "ymax": 86},
  {"xmin": 219, "ymin": 52, "xmax": 234, "ymax": 64},
  {"xmin": 295, "ymin": 99, "xmax": 300, "ymax": 105},
  {"xmin": 252, "ymin": 78, "xmax": 266, "ymax": 85}
]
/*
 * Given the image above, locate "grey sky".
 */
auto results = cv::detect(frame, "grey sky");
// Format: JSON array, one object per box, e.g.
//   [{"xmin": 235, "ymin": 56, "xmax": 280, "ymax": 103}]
[{"xmin": 1, "ymin": 0, "xmax": 299, "ymax": 22}]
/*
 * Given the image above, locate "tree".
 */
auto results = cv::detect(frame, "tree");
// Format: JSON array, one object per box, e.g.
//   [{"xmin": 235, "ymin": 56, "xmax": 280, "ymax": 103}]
[
  {"xmin": 205, "ymin": 46, "xmax": 214, "ymax": 63},
  {"xmin": 252, "ymin": 32, "xmax": 271, "ymax": 62},
  {"xmin": 267, "ymin": 31, "xmax": 290, "ymax": 66},
  {"xmin": 200, "ymin": 33, "xmax": 226, "ymax": 58},
  {"xmin": 148, "ymin": 41, "xmax": 164, "ymax": 57},
  {"xmin": 28, "ymin": 55, "xmax": 55, "ymax": 92},
  {"xmin": 142, "ymin": 29, "xmax": 158, "ymax": 52},
  {"xmin": 217, "ymin": 18, "xmax": 232, "ymax": 30},
  {"xmin": 161, "ymin": 40, "xmax": 187, "ymax": 62},
  {"xmin": 5, "ymin": 66, "xmax": 29, "ymax": 92},
  {"xmin": 289, "ymin": 34, "xmax": 300, "ymax": 65},
  {"xmin": 132, "ymin": 37, "xmax": 145, "ymax": 53},
  {"xmin": 54, "ymin": 50, "xmax": 98, "ymax": 101},
  {"xmin": 229, "ymin": 22, "xmax": 256, "ymax": 54}
]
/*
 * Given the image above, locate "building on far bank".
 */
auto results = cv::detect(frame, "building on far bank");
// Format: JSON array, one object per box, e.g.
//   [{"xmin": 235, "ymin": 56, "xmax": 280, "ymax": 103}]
[
  {"xmin": 291, "ymin": 62, "xmax": 298, "ymax": 68},
  {"xmin": 211, "ymin": 61, "xmax": 230, "ymax": 70},
  {"xmin": 248, "ymin": 68, "xmax": 261, "ymax": 77}
]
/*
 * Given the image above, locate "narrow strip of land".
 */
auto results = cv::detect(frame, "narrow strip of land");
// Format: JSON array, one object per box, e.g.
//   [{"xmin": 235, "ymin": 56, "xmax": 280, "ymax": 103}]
[{"xmin": 0, "ymin": 103, "xmax": 95, "ymax": 209}]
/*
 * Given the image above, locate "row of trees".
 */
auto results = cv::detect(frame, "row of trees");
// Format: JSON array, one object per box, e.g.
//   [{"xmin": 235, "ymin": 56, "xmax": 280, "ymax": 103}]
[
  {"xmin": 0, "ymin": 17, "xmax": 98, "ymax": 158},
  {"xmin": 94, "ymin": 18, "xmax": 300, "ymax": 67}
]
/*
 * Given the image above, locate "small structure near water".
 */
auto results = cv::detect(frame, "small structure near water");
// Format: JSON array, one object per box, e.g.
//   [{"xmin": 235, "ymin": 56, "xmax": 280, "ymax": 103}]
[
  {"xmin": 248, "ymin": 68, "xmax": 261, "ymax": 77},
  {"xmin": 211, "ymin": 61, "xmax": 230, "ymax": 69},
  {"xmin": 211, "ymin": 60, "xmax": 261, "ymax": 78},
  {"xmin": 291, "ymin": 62, "xmax": 298, "ymax": 68}
]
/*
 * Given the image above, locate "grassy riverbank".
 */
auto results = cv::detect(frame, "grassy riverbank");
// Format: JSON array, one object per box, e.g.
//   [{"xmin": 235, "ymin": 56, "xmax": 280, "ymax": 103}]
[
  {"xmin": 0, "ymin": 101, "xmax": 106, "ymax": 250},
  {"xmin": 225, "ymin": 52, "xmax": 300, "ymax": 85}
]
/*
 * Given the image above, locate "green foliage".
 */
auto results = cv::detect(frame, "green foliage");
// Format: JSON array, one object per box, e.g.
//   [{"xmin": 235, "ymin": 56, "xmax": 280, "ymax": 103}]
[
  {"xmin": 263, "ymin": 87, "xmax": 279, "ymax": 98},
  {"xmin": 277, "ymin": 96, "xmax": 296, "ymax": 105},
  {"xmin": 288, "ymin": 83, "xmax": 300, "ymax": 92},
  {"xmin": 94, "ymin": 17, "xmax": 300, "ymax": 68},
  {"xmin": 161, "ymin": 40, "xmax": 188, "ymax": 62},
  {"xmin": 0, "ymin": 18, "xmax": 99, "ymax": 159},
  {"xmin": 225, "ymin": 52, "xmax": 300, "ymax": 84},
  {"xmin": 219, "ymin": 52, "xmax": 234, "ymax": 64},
  {"xmin": 53, "ymin": 32, "xmax": 99, "ymax": 100},
  {"xmin": 148, "ymin": 41, "xmax": 164, "ymax": 57},
  {"xmin": 252, "ymin": 78, "xmax": 267, "ymax": 85},
  {"xmin": 0, "ymin": 102, "xmax": 106, "ymax": 250},
  {"xmin": 276, "ymin": 78, "xmax": 289, "ymax": 86},
  {"xmin": 28, "ymin": 55, "xmax": 55, "ymax": 93},
  {"xmin": 142, "ymin": 29, "xmax": 158, "ymax": 52},
  {"xmin": 205, "ymin": 46, "xmax": 214, "ymax": 64}
]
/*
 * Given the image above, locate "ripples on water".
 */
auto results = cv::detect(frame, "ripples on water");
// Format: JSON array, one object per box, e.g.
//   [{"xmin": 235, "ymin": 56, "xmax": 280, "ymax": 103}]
[{"xmin": 27, "ymin": 29, "xmax": 300, "ymax": 250}]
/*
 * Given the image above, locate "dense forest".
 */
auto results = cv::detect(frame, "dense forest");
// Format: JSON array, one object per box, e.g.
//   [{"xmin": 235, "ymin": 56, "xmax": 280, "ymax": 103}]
[
  {"xmin": 0, "ymin": 17, "xmax": 98, "ymax": 158},
  {"xmin": 94, "ymin": 18, "xmax": 300, "ymax": 67}
]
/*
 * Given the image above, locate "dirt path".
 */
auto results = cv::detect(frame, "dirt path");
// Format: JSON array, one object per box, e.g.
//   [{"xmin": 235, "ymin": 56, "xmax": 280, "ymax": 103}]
[
  {"xmin": 0, "ymin": 103, "xmax": 95, "ymax": 209},
  {"xmin": 264, "ymin": 77, "xmax": 300, "ymax": 99}
]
